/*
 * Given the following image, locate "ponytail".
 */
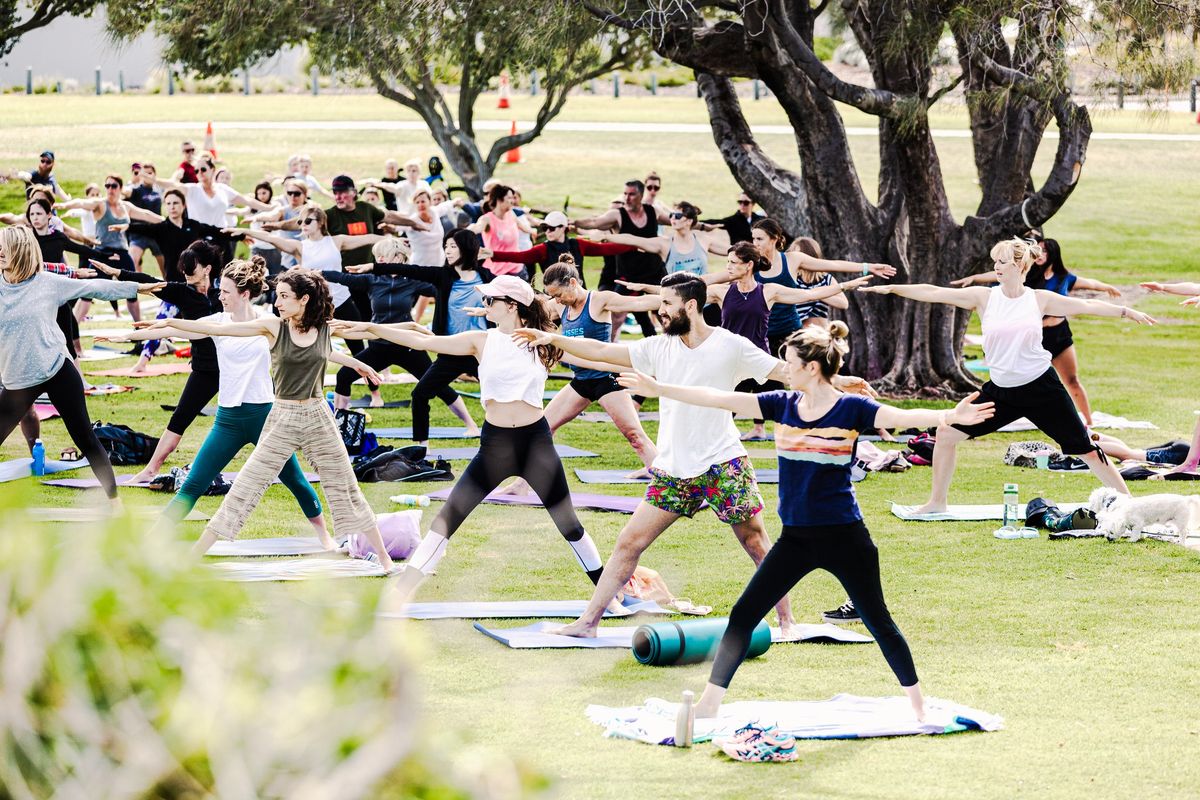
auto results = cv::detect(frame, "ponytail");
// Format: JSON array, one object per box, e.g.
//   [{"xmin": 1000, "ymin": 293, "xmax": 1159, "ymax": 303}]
[{"xmin": 781, "ymin": 320, "xmax": 851, "ymax": 379}]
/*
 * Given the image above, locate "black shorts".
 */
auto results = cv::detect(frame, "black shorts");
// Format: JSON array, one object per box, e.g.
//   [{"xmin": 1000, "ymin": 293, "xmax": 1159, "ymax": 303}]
[
  {"xmin": 1042, "ymin": 320, "xmax": 1073, "ymax": 358},
  {"xmin": 952, "ymin": 368, "xmax": 1093, "ymax": 455},
  {"xmin": 570, "ymin": 376, "xmax": 623, "ymax": 403}
]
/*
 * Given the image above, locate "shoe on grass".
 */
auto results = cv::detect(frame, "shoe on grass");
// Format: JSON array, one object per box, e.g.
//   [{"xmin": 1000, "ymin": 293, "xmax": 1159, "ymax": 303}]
[
  {"xmin": 822, "ymin": 600, "xmax": 859, "ymax": 624},
  {"xmin": 716, "ymin": 723, "xmax": 798, "ymax": 763}
]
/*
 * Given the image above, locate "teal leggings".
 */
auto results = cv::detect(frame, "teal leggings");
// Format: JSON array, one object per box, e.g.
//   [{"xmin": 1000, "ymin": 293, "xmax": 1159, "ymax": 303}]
[{"xmin": 163, "ymin": 402, "xmax": 323, "ymax": 522}]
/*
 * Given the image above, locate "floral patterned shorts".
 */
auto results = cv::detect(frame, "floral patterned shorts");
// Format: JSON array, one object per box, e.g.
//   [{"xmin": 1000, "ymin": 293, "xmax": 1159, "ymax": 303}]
[{"xmin": 644, "ymin": 456, "xmax": 763, "ymax": 524}]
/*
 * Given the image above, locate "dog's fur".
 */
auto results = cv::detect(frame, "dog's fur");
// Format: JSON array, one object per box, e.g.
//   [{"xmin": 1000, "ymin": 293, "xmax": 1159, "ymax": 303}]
[{"xmin": 1087, "ymin": 487, "xmax": 1200, "ymax": 543}]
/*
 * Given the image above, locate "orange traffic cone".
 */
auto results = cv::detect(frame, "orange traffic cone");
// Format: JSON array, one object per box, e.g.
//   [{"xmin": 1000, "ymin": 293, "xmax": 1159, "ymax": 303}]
[
  {"xmin": 204, "ymin": 121, "xmax": 217, "ymax": 159},
  {"xmin": 498, "ymin": 69, "xmax": 511, "ymax": 109},
  {"xmin": 505, "ymin": 120, "xmax": 522, "ymax": 164}
]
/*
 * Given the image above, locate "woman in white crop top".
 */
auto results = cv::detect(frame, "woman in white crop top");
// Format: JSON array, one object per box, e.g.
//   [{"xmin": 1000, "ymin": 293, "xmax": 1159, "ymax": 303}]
[
  {"xmin": 335, "ymin": 275, "xmax": 612, "ymax": 606},
  {"xmin": 858, "ymin": 237, "xmax": 1154, "ymax": 515}
]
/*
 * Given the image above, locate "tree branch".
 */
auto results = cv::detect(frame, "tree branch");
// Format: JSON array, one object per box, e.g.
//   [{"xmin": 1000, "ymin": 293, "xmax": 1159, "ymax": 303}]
[
  {"xmin": 927, "ymin": 73, "xmax": 964, "ymax": 107},
  {"xmin": 764, "ymin": 0, "xmax": 899, "ymax": 116}
]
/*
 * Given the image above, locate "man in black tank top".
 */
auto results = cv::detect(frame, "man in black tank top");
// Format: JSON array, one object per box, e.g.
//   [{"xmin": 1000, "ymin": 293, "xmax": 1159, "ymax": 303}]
[{"xmin": 574, "ymin": 179, "xmax": 668, "ymax": 340}]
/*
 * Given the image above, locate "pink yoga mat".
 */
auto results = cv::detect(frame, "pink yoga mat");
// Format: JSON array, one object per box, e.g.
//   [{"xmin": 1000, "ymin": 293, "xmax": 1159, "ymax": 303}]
[
  {"xmin": 87, "ymin": 364, "xmax": 192, "ymax": 377},
  {"xmin": 42, "ymin": 471, "xmax": 321, "ymax": 489},
  {"xmin": 426, "ymin": 487, "xmax": 642, "ymax": 514},
  {"xmin": 34, "ymin": 403, "xmax": 59, "ymax": 421}
]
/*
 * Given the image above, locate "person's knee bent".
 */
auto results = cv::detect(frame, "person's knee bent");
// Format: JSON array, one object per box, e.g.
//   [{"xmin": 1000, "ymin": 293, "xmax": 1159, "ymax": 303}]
[{"xmin": 333, "ymin": 365, "xmax": 358, "ymax": 397}]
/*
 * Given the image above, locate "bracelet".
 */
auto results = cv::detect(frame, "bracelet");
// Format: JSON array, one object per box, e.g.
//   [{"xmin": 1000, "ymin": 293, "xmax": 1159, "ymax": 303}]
[
  {"xmin": 861, "ymin": 262, "xmax": 870, "ymax": 276},
  {"xmin": 1120, "ymin": 306, "xmax": 1128, "ymax": 318}
]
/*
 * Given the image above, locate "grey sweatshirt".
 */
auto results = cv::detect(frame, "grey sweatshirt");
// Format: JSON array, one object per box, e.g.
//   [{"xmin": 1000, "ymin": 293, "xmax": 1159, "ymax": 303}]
[{"xmin": 0, "ymin": 272, "xmax": 138, "ymax": 389}]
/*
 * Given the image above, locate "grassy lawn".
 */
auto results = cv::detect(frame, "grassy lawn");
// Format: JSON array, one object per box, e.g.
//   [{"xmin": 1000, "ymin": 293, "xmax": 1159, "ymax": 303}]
[{"xmin": 2, "ymin": 96, "xmax": 1199, "ymax": 798}]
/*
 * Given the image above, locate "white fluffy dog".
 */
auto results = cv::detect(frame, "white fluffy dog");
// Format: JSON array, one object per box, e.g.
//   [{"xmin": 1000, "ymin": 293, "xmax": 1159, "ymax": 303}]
[{"xmin": 1087, "ymin": 487, "xmax": 1200, "ymax": 543}]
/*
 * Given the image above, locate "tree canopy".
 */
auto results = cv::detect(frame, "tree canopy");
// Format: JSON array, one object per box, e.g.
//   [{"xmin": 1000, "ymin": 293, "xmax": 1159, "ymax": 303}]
[{"xmin": 1, "ymin": 0, "xmax": 104, "ymax": 58}]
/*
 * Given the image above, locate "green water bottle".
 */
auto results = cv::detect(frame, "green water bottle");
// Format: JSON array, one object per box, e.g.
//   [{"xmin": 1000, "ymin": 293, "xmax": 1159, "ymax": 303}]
[{"xmin": 1003, "ymin": 483, "xmax": 1019, "ymax": 528}]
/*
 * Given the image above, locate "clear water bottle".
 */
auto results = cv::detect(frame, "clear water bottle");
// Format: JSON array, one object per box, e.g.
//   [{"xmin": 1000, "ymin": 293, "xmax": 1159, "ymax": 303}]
[
  {"xmin": 390, "ymin": 494, "xmax": 430, "ymax": 508},
  {"xmin": 675, "ymin": 690, "xmax": 695, "ymax": 748},
  {"xmin": 1003, "ymin": 483, "xmax": 1019, "ymax": 528},
  {"xmin": 31, "ymin": 439, "xmax": 45, "ymax": 476}
]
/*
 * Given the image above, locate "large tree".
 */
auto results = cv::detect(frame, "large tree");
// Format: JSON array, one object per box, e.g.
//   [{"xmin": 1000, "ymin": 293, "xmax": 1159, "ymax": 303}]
[
  {"xmin": 1, "ymin": 0, "xmax": 104, "ymax": 58},
  {"xmin": 112, "ymin": 0, "xmax": 642, "ymax": 197},
  {"xmin": 587, "ymin": 0, "xmax": 1197, "ymax": 394}
]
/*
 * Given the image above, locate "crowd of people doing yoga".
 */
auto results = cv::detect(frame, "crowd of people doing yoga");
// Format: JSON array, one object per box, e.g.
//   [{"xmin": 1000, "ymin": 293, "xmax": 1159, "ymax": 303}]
[{"xmin": 1, "ymin": 146, "xmax": 1169, "ymax": 723}]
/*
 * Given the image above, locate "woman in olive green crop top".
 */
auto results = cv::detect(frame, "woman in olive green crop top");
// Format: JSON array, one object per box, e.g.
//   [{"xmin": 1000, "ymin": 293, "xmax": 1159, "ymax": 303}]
[{"xmin": 143, "ymin": 267, "xmax": 397, "ymax": 568}]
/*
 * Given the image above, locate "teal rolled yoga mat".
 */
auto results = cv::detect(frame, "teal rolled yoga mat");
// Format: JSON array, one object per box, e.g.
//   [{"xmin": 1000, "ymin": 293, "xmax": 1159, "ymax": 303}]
[{"xmin": 631, "ymin": 617, "xmax": 771, "ymax": 666}]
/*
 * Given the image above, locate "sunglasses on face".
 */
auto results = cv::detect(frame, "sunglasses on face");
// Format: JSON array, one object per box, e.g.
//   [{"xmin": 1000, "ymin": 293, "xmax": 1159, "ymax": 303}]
[
  {"xmin": 482, "ymin": 295, "xmax": 513, "ymax": 307},
  {"xmin": 104, "ymin": 183, "xmax": 119, "ymax": 189},
  {"xmin": 646, "ymin": 185, "xmax": 660, "ymax": 191},
  {"xmin": 738, "ymin": 199, "xmax": 752, "ymax": 206},
  {"xmin": 302, "ymin": 218, "xmax": 319, "ymax": 226},
  {"xmin": 197, "ymin": 167, "xmax": 210, "ymax": 173},
  {"xmin": 668, "ymin": 211, "xmax": 684, "ymax": 220},
  {"xmin": 546, "ymin": 224, "xmax": 564, "ymax": 231},
  {"xmin": 183, "ymin": 147, "xmax": 195, "ymax": 153},
  {"xmin": 286, "ymin": 190, "xmax": 304, "ymax": 197}
]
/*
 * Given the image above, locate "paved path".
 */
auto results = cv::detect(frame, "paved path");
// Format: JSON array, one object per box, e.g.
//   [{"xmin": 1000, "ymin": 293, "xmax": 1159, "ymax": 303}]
[{"xmin": 91, "ymin": 119, "xmax": 1200, "ymax": 142}]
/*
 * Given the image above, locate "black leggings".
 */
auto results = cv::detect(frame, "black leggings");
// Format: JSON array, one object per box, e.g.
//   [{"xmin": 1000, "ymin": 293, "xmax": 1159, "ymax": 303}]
[
  {"xmin": 411, "ymin": 353, "xmax": 476, "ymax": 442},
  {"xmin": 56, "ymin": 303, "xmax": 79, "ymax": 354},
  {"xmin": 0, "ymin": 361, "xmax": 120, "ymax": 498},
  {"xmin": 434, "ymin": 419, "xmax": 583, "ymax": 543},
  {"xmin": 167, "ymin": 369, "xmax": 220, "ymax": 436},
  {"xmin": 333, "ymin": 299, "xmax": 368, "ymax": 359},
  {"xmin": 334, "ymin": 340, "xmax": 456, "ymax": 403},
  {"xmin": 709, "ymin": 520, "xmax": 918, "ymax": 690}
]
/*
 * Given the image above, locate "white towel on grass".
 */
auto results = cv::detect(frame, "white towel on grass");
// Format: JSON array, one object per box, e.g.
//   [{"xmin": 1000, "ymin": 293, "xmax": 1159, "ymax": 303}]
[{"xmin": 586, "ymin": 693, "xmax": 1003, "ymax": 745}]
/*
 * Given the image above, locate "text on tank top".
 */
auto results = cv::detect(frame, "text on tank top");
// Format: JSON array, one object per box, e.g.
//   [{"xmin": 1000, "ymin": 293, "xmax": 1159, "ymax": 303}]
[
  {"xmin": 720, "ymin": 282, "xmax": 770, "ymax": 352},
  {"xmin": 981, "ymin": 286, "xmax": 1052, "ymax": 388},
  {"xmin": 756, "ymin": 252, "xmax": 802, "ymax": 336},
  {"xmin": 561, "ymin": 293, "xmax": 613, "ymax": 380}
]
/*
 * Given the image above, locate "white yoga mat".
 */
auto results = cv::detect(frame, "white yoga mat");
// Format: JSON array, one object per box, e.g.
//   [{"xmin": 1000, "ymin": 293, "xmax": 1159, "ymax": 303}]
[
  {"xmin": 577, "ymin": 411, "xmax": 659, "ymax": 423},
  {"xmin": 79, "ymin": 348, "xmax": 129, "ymax": 362},
  {"xmin": 380, "ymin": 596, "xmax": 672, "ymax": 620},
  {"xmin": 587, "ymin": 693, "xmax": 1004, "ymax": 745},
  {"xmin": 0, "ymin": 457, "xmax": 89, "ymax": 483},
  {"xmin": 891, "ymin": 501, "xmax": 1085, "ymax": 522},
  {"xmin": 206, "ymin": 537, "xmax": 335, "ymax": 557},
  {"xmin": 998, "ymin": 410, "xmax": 1156, "ymax": 433},
  {"xmin": 475, "ymin": 621, "xmax": 873, "ymax": 649},
  {"xmin": 208, "ymin": 558, "xmax": 387, "ymax": 581}
]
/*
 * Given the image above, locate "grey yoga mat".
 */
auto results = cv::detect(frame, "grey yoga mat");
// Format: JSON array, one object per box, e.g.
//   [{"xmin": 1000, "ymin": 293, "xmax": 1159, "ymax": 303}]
[
  {"xmin": 349, "ymin": 398, "xmax": 410, "ymax": 409},
  {"xmin": 577, "ymin": 410, "xmax": 659, "ymax": 423},
  {"xmin": 382, "ymin": 596, "xmax": 671, "ymax": 620},
  {"xmin": 426, "ymin": 487, "xmax": 641, "ymax": 514},
  {"xmin": 474, "ymin": 621, "xmax": 872, "ymax": 649},
  {"xmin": 370, "ymin": 427, "xmax": 480, "ymax": 439},
  {"xmin": 206, "ymin": 537, "xmax": 335, "ymax": 557},
  {"xmin": 574, "ymin": 468, "xmax": 779, "ymax": 484},
  {"xmin": 890, "ymin": 501, "xmax": 1085, "ymax": 522},
  {"xmin": 0, "ymin": 458, "xmax": 89, "ymax": 483},
  {"xmin": 42, "ymin": 471, "xmax": 321, "ymax": 490}
]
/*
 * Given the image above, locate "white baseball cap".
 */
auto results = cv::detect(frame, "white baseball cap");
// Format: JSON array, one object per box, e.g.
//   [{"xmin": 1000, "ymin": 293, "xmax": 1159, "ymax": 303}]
[{"xmin": 541, "ymin": 211, "xmax": 568, "ymax": 228}]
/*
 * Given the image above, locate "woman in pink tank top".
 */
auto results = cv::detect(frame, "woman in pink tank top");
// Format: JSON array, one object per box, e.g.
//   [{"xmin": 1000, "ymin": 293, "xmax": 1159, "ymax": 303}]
[{"xmin": 468, "ymin": 183, "xmax": 537, "ymax": 279}]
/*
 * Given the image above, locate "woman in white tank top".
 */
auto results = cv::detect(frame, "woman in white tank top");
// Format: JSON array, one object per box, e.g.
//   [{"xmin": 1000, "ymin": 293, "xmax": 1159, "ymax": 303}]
[
  {"xmin": 334, "ymin": 275, "xmax": 615, "ymax": 607},
  {"xmin": 858, "ymin": 237, "xmax": 1153, "ymax": 516},
  {"xmin": 225, "ymin": 204, "xmax": 384, "ymax": 311}
]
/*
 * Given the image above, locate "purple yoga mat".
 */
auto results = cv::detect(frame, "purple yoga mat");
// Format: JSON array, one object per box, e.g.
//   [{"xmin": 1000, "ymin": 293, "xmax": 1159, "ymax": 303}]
[
  {"xmin": 43, "ymin": 471, "xmax": 321, "ymax": 490},
  {"xmin": 426, "ymin": 487, "xmax": 642, "ymax": 514}
]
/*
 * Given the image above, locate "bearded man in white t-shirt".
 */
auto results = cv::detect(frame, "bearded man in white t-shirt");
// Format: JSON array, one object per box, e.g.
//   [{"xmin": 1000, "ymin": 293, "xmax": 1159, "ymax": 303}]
[{"xmin": 513, "ymin": 272, "xmax": 811, "ymax": 638}]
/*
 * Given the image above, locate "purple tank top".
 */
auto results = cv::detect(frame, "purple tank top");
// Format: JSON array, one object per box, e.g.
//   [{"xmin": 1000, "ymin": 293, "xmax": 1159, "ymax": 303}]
[{"xmin": 721, "ymin": 282, "xmax": 770, "ymax": 353}]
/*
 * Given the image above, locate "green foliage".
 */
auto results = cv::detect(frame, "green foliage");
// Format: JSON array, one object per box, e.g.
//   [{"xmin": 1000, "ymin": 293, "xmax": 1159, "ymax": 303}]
[
  {"xmin": 0, "ymin": 504, "xmax": 528, "ymax": 798},
  {"xmin": 812, "ymin": 35, "xmax": 837, "ymax": 63},
  {"xmin": 0, "ymin": 0, "xmax": 104, "ymax": 59}
]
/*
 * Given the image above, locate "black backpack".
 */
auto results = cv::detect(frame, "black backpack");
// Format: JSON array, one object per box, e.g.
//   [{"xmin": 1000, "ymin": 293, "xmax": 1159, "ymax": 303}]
[
  {"xmin": 335, "ymin": 408, "xmax": 372, "ymax": 455},
  {"xmin": 91, "ymin": 422, "xmax": 159, "ymax": 466},
  {"xmin": 352, "ymin": 445, "xmax": 454, "ymax": 483}
]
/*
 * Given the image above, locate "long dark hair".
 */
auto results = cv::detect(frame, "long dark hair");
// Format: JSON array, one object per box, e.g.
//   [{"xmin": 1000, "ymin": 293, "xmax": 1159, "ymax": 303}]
[
  {"xmin": 275, "ymin": 267, "xmax": 334, "ymax": 333},
  {"xmin": 482, "ymin": 183, "xmax": 513, "ymax": 213},
  {"xmin": 515, "ymin": 299, "xmax": 562, "ymax": 370},
  {"xmin": 1025, "ymin": 238, "xmax": 1066, "ymax": 289},
  {"xmin": 445, "ymin": 228, "xmax": 479, "ymax": 271}
]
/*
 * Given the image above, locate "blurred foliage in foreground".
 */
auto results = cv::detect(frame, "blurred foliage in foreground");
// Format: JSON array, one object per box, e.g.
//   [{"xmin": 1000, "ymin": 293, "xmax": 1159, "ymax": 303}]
[{"xmin": 0, "ymin": 492, "xmax": 543, "ymax": 798}]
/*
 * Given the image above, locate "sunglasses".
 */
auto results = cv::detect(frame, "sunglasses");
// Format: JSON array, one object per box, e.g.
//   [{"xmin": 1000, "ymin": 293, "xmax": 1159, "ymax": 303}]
[
  {"xmin": 545, "ymin": 224, "xmax": 564, "ymax": 230},
  {"xmin": 183, "ymin": 147, "xmax": 196, "ymax": 153},
  {"xmin": 481, "ymin": 295, "xmax": 513, "ymax": 306},
  {"xmin": 301, "ymin": 218, "xmax": 319, "ymax": 226},
  {"xmin": 286, "ymin": 190, "xmax": 304, "ymax": 197},
  {"xmin": 104, "ymin": 183, "xmax": 120, "ymax": 189},
  {"xmin": 738, "ymin": 199, "xmax": 752, "ymax": 206},
  {"xmin": 668, "ymin": 211, "xmax": 684, "ymax": 220},
  {"xmin": 646, "ymin": 185, "xmax": 661, "ymax": 191},
  {"xmin": 39, "ymin": 158, "xmax": 53, "ymax": 164},
  {"xmin": 197, "ymin": 167, "xmax": 210, "ymax": 173}
]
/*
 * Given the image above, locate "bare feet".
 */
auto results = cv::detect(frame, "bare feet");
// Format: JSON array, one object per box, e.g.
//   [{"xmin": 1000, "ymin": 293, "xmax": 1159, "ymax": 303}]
[
  {"xmin": 624, "ymin": 466, "xmax": 651, "ymax": 480},
  {"xmin": 911, "ymin": 501, "xmax": 948, "ymax": 515},
  {"xmin": 776, "ymin": 621, "xmax": 801, "ymax": 641},
  {"xmin": 308, "ymin": 516, "xmax": 335, "ymax": 550},
  {"xmin": 463, "ymin": 423, "xmax": 481, "ymax": 436},
  {"xmin": 494, "ymin": 477, "xmax": 532, "ymax": 496},
  {"xmin": 546, "ymin": 618, "xmax": 599, "ymax": 638},
  {"xmin": 369, "ymin": 390, "xmax": 384, "ymax": 408},
  {"xmin": 740, "ymin": 425, "xmax": 767, "ymax": 441},
  {"xmin": 1159, "ymin": 462, "xmax": 1198, "ymax": 478},
  {"xmin": 128, "ymin": 467, "xmax": 158, "ymax": 484}
]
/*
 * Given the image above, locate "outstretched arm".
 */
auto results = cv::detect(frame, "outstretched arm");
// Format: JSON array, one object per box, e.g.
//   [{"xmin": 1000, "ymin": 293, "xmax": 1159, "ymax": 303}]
[
  {"xmin": 334, "ymin": 233, "xmax": 387, "ymax": 251},
  {"xmin": 1141, "ymin": 281, "xmax": 1200, "ymax": 297},
  {"xmin": 333, "ymin": 321, "xmax": 483, "ymax": 358},
  {"xmin": 873, "ymin": 392, "xmax": 995, "ymax": 430},
  {"xmin": 328, "ymin": 350, "xmax": 385, "ymax": 386},
  {"xmin": 616, "ymin": 370, "xmax": 761, "ymax": 417},
  {"xmin": 98, "ymin": 325, "xmax": 207, "ymax": 343},
  {"xmin": 123, "ymin": 203, "xmax": 164, "ymax": 224},
  {"xmin": 792, "ymin": 251, "xmax": 898, "ymax": 279},
  {"xmin": 857, "ymin": 283, "xmax": 987, "ymax": 312},
  {"xmin": 595, "ymin": 288, "xmax": 662, "ymax": 314},
  {"xmin": 225, "ymin": 228, "xmax": 301, "ymax": 256},
  {"xmin": 949, "ymin": 270, "xmax": 999, "ymax": 288},
  {"xmin": 571, "ymin": 208, "xmax": 621, "ymax": 231},
  {"xmin": 1039, "ymin": 292, "xmax": 1155, "ymax": 324},
  {"xmin": 158, "ymin": 316, "xmax": 278, "ymax": 339},
  {"xmin": 592, "ymin": 231, "xmax": 668, "ymax": 257},
  {"xmin": 1072, "ymin": 277, "xmax": 1120, "ymax": 298},
  {"xmin": 512, "ymin": 328, "xmax": 632, "ymax": 367},
  {"xmin": 769, "ymin": 275, "xmax": 872, "ymax": 307}
]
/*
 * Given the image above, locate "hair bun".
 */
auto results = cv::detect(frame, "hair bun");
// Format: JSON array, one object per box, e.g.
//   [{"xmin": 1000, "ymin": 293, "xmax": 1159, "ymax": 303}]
[
  {"xmin": 828, "ymin": 320, "xmax": 850, "ymax": 340},
  {"xmin": 556, "ymin": 253, "xmax": 576, "ymax": 266}
]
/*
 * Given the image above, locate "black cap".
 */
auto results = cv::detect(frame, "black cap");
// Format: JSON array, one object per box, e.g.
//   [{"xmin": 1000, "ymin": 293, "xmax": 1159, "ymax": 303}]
[
  {"xmin": 330, "ymin": 174, "xmax": 356, "ymax": 192},
  {"xmin": 39, "ymin": 150, "xmax": 54, "ymax": 161}
]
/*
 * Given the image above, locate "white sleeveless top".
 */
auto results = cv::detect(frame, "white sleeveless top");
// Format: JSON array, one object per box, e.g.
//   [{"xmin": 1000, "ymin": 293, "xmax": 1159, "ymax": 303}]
[
  {"xmin": 301, "ymin": 236, "xmax": 349, "ymax": 307},
  {"xmin": 202, "ymin": 312, "xmax": 275, "ymax": 407},
  {"xmin": 477, "ymin": 328, "xmax": 548, "ymax": 408},
  {"xmin": 407, "ymin": 215, "xmax": 445, "ymax": 265},
  {"xmin": 980, "ymin": 286, "xmax": 1052, "ymax": 387}
]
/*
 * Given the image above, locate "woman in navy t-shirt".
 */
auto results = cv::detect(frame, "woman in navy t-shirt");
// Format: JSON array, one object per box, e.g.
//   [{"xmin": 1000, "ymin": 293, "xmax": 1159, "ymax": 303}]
[{"xmin": 618, "ymin": 321, "xmax": 994, "ymax": 723}]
